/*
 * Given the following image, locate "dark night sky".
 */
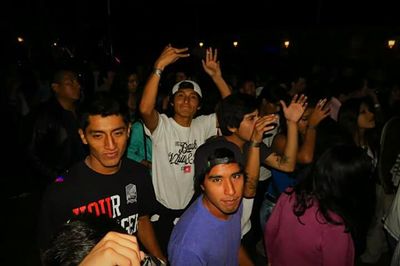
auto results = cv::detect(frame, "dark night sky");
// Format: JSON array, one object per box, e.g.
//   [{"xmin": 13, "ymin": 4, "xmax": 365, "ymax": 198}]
[{"xmin": 3, "ymin": 0, "xmax": 400, "ymax": 66}]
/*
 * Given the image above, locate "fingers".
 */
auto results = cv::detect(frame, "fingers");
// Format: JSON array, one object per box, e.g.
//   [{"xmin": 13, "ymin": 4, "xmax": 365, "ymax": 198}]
[
  {"xmin": 316, "ymin": 98, "xmax": 331, "ymax": 116},
  {"xmin": 316, "ymin": 98, "xmax": 328, "ymax": 109},
  {"xmin": 254, "ymin": 114, "xmax": 279, "ymax": 139},
  {"xmin": 94, "ymin": 232, "xmax": 142, "ymax": 264},
  {"xmin": 205, "ymin": 47, "xmax": 218, "ymax": 61},
  {"xmin": 279, "ymin": 100, "xmax": 287, "ymax": 110},
  {"xmin": 296, "ymin": 94, "xmax": 308, "ymax": 106},
  {"xmin": 163, "ymin": 45, "xmax": 190, "ymax": 57},
  {"xmin": 174, "ymin": 47, "xmax": 190, "ymax": 57}
]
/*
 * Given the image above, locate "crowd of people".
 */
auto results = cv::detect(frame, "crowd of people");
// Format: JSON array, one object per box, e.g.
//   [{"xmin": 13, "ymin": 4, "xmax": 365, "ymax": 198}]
[{"xmin": 3, "ymin": 43, "xmax": 400, "ymax": 265}]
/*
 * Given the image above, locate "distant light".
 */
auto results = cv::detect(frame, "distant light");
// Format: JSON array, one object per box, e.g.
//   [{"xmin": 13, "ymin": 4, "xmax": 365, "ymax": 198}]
[
  {"xmin": 114, "ymin": 56, "xmax": 121, "ymax": 64},
  {"xmin": 17, "ymin": 37, "xmax": 24, "ymax": 43},
  {"xmin": 388, "ymin": 39, "xmax": 396, "ymax": 49},
  {"xmin": 199, "ymin": 42, "xmax": 204, "ymax": 47},
  {"xmin": 53, "ymin": 42, "xmax": 58, "ymax": 47},
  {"xmin": 233, "ymin": 41, "xmax": 239, "ymax": 47},
  {"xmin": 284, "ymin": 40, "xmax": 290, "ymax": 49}
]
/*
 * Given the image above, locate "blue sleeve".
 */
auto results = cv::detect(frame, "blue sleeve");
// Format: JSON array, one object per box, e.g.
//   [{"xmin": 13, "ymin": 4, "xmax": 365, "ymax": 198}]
[{"xmin": 127, "ymin": 122, "xmax": 146, "ymax": 163}]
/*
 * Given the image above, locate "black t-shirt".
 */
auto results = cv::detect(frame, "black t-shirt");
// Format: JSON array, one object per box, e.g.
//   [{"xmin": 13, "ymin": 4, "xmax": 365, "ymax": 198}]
[{"xmin": 38, "ymin": 157, "xmax": 156, "ymax": 250}]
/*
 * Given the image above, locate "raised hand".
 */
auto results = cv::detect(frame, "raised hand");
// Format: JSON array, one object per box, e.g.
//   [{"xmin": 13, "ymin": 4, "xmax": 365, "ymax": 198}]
[
  {"xmin": 154, "ymin": 44, "xmax": 190, "ymax": 70},
  {"xmin": 308, "ymin": 98, "xmax": 330, "ymax": 127},
  {"xmin": 202, "ymin": 47, "xmax": 222, "ymax": 78},
  {"xmin": 281, "ymin": 94, "xmax": 308, "ymax": 123}
]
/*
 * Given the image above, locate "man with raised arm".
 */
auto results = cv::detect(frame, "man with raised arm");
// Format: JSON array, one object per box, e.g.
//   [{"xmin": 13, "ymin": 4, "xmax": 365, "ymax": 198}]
[{"xmin": 139, "ymin": 45, "xmax": 231, "ymax": 254}]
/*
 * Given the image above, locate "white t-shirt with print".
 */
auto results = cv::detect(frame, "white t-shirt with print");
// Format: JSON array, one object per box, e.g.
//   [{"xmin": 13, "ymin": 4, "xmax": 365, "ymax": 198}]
[{"xmin": 151, "ymin": 113, "xmax": 217, "ymax": 210}]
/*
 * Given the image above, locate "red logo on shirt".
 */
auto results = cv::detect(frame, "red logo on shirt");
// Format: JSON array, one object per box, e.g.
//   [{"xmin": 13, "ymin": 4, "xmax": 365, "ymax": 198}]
[{"xmin": 183, "ymin": 165, "xmax": 191, "ymax": 173}]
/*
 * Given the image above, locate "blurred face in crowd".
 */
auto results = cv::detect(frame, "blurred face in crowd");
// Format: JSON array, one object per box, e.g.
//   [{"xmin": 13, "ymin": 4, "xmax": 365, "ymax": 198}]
[
  {"xmin": 128, "ymin": 73, "xmax": 139, "ymax": 93},
  {"xmin": 240, "ymin": 80, "xmax": 256, "ymax": 97},
  {"xmin": 52, "ymin": 71, "xmax": 81, "ymax": 102},
  {"xmin": 357, "ymin": 103, "xmax": 375, "ymax": 129},
  {"xmin": 298, "ymin": 107, "xmax": 313, "ymax": 135}
]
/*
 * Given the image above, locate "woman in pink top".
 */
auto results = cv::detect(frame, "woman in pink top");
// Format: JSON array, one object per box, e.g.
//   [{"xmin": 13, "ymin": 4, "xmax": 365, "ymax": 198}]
[{"xmin": 265, "ymin": 144, "xmax": 375, "ymax": 266}]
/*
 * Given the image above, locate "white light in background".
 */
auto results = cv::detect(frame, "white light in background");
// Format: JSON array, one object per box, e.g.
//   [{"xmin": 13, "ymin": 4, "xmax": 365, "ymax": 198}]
[
  {"xmin": 233, "ymin": 41, "xmax": 238, "ymax": 47},
  {"xmin": 17, "ymin": 37, "xmax": 24, "ymax": 43},
  {"xmin": 388, "ymin": 39, "xmax": 396, "ymax": 49},
  {"xmin": 199, "ymin": 42, "xmax": 204, "ymax": 47},
  {"xmin": 284, "ymin": 40, "xmax": 290, "ymax": 48}
]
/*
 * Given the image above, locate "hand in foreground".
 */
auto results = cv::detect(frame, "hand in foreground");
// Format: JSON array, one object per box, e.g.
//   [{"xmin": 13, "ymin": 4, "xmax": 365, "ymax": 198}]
[{"xmin": 79, "ymin": 232, "xmax": 144, "ymax": 266}]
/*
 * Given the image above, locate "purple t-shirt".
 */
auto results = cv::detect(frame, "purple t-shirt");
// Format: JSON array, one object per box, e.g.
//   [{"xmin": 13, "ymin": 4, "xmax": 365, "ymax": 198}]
[
  {"xmin": 168, "ymin": 195, "xmax": 242, "ymax": 266},
  {"xmin": 265, "ymin": 191, "xmax": 355, "ymax": 266}
]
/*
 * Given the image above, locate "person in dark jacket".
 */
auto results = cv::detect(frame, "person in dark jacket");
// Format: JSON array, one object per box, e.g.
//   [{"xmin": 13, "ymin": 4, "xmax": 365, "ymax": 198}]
[{"xmin": 24, "ymin": 68, "xmax": 86, "ymax": 194}]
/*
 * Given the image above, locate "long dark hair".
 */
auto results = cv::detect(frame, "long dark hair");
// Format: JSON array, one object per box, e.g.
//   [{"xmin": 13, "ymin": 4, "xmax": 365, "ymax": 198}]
[
  {"xmin": 291, "ymin": 144, "xmax": 375, "ymax": 236},
  {"xmin": 338, "ymin": 96, "xmax": 379, "ymax": 155}
]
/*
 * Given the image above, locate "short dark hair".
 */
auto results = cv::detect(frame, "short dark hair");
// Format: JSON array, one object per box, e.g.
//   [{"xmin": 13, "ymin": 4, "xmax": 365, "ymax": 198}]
[
  {"xmin": 52, "ymin": 69, "xmax": 77, "ymax": 84},
  {"xmin": 42, "ymin": 214, "xmax": 123, "ymax": 266},
  {"xmin": 194, "ymin": 145, "xmax": 244, "ymax": 195},
  {"xmin": 216, "ymin": 93, "xmax": 258, "ymax": 136},
  {"xmin": 79, "ymin": 92, "xmax": 130, "ymax": 130}
]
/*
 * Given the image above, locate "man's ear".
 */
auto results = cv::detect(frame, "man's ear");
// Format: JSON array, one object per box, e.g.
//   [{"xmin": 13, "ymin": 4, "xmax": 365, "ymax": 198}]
[
  {"xmin": 78, "ymin": 129, "xmax": 88, "ymax": 145},
  {"xmin": 227, "ymin": 126, "xmax": 237, "ymax": 134},
  {"xmin": 127, "ymin": 123, "xmax": 131, "ymax": 138}
]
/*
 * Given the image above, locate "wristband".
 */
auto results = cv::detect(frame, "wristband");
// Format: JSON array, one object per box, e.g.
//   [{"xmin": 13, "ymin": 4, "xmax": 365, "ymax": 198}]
[
  {"xmin": 153, "ymin": 68, "xmax": 163, "ymax": 77},
  {"xmin": 249, "ymin": 141, "xmax": 261, "ymax": 148}
]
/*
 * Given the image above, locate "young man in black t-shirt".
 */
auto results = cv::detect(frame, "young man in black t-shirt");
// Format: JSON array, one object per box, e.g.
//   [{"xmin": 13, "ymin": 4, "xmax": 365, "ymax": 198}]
[{"xmin": 38, "ymin": 94, "xmax": 166, "ymax": 263}]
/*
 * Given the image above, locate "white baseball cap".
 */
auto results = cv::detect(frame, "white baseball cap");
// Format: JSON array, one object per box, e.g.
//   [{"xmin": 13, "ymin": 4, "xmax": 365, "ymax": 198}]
[{"xmin": 171, "ymin": 80, "xmax": 202, "ymax": 98}]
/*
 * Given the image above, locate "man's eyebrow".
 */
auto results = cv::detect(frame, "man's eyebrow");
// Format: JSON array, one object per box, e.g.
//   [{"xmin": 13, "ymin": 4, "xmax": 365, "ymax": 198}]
[
  {"xmin": 88, "ymin": 130, "xmax": 104, "ymax": 134},
  {"xmin": 207, "ymin": 174, "xmax": 222, "ymax": 179},
  {"xmin": 88, "ymin": 126, "xmax": 126, "ymax": 134}
]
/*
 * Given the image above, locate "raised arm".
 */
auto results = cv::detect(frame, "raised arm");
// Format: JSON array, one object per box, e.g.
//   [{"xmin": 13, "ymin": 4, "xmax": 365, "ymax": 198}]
[
  {"xmin": 139, "ymin": 45, "xmax": 190, "ymax": 132},
  {"xmin": 201, "ymin": 47, "xmax": 231, "ymax": 99},
  {"xmin": 297, "ymin": 98, "xmax": 329, "ymax": 164},
  {"xmin": 244, "ymin": 114, "xmax": 279, "ymax": 198},
  {"xmin": 265, "ymin": 94, "xmax": 307, "ymax": 172}
]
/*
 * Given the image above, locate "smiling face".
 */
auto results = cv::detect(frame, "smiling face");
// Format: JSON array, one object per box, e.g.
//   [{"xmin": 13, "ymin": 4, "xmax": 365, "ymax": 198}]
[
  {"xmin": 172, "ymin": 88, "xmax": 200, "ymax": 119},
  {"xmin": 79, "ymin": 114, "xmax": 130, "ymax": 174},
  {"xmin": 201, "ymin": 162, "xmax": 244, "ymax": 220}
]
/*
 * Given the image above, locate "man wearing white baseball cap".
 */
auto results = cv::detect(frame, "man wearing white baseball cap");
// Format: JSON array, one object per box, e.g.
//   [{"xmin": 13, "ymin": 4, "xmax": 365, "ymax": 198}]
[
  {"xmin": 171, "ymin": 80, "xmax": 202, "ymax": 98},
  {"xmin": 139, "ymin": 45, "xmax": 231, "ymax": 256}
]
